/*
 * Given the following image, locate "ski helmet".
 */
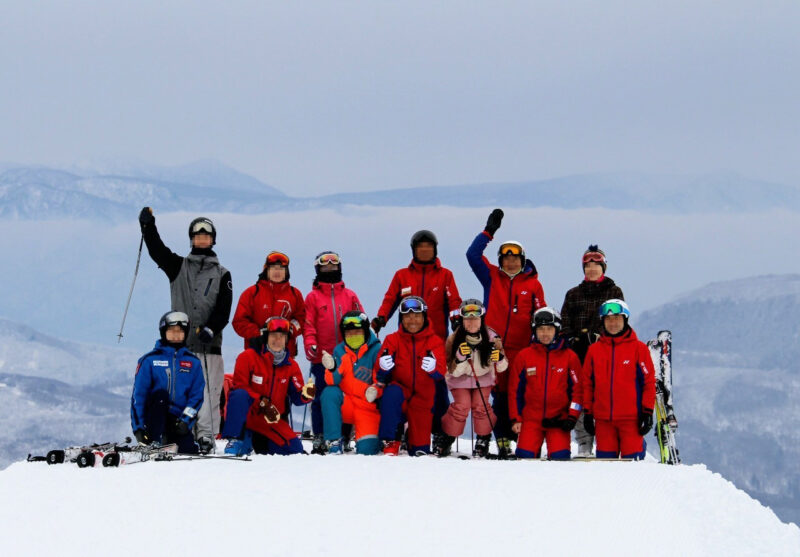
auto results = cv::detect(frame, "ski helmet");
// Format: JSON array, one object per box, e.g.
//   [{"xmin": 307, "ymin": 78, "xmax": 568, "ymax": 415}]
[
  {"xmin": 410, "ymin": 230, "xmax": 438, "ymax": 260},
  {"xmin": 188, "ymin": 217, "xmax": 216, "ymax": 245},
  {"xmin": 261, "ymin": 316, "xmax": 293, "ymax": 340},
  {"xmin": 532, "ymin": 307, "xmax": 562, "ymax": 333},
  {"xmin": 264, "ymin": 251, "xmax": 290, "ymax": 282},
  {"xmin": 314, "ymin": 251, "xmax": 342, "ymax": 284},
  {"xmin": 497, "ymin": 241, "xmax": 525, "ymax": 266},
  {"xmin": 339, "ymin": 310, "xmax": 370, "ymax": 340},
  {"xmin": 159, "ymin": 310, "xmax": 190, "ymax": 344},
  {"xmin": 582, "ymin": 244, "xmax": 607, "ymax": 273},
  {"xmin": 598, "ymin": 299, "xmax": 630, "ymax": 321},
  {"xmin": 459, "ymin": 298, "xmax": 486, "ymax": 318}
]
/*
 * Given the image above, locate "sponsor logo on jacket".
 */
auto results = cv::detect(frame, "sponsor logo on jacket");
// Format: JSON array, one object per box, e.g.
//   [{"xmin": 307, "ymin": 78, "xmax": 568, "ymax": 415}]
[
  {"xmin": 526, "ymin": 367, "xmax": 537, "ymax": 376},
  {"xmin": 179, "ymin": 360, "xmax": 193, "ymax": 369},
  {"xmin": 153, "ymin": 360, "xmax": 169, "ymax": 367}
]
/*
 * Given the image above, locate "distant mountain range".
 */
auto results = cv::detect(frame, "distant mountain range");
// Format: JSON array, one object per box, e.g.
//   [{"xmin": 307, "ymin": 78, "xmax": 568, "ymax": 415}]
[{"xmin": 2, "ymin": 161, "xmax": 799, "ymax": 219}]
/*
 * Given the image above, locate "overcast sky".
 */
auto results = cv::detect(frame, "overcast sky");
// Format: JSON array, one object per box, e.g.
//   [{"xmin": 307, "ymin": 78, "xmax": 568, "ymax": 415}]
[{"xmin": 1, "ymin": 1, "xmax": 798, "ymax": 195}]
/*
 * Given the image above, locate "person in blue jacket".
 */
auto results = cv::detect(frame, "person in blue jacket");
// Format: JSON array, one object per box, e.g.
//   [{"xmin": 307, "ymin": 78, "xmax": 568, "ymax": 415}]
[{"xmin": 130, "ymin": 311, "xmax": 205, "ymax": 454}]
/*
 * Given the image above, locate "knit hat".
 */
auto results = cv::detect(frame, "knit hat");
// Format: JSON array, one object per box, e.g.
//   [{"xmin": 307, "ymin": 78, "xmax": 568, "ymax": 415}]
[{"xmin": 582, "ymin": 245, "xmax": 607, "ymax": 273}]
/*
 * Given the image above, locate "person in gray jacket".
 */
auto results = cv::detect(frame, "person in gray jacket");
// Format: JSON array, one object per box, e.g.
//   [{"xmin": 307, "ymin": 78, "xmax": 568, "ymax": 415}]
[{"xmin": 139, "ymin": 207, "xmax": 232, "ymax": 454}]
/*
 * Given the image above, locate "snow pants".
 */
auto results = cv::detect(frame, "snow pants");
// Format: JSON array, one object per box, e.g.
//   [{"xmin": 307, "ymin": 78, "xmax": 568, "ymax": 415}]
[
  {"xmin": 321, "ymin": 386, "xmax": 381, "ymax": 455},
  {"xmin": 378, "ymin": 383, "xmax": 434, "ymax": 455},
  {"xmin": 515, "ymin": 421, "xmax": 570, "ymax": 460},
  {"xmin": 143, "ymin": 390, "xmax": 198, "ymax": 454},
  {"xmin": 194, "ymin": 352, "xmax": 224, "ymax": 442},
  {"xmin": 595, "ymin": 418, "xmax": 646, "ymax": 460},
  {"xmin": 222, "ymin": 388, "xmax": 304, "ymax": 455},
  {"xmin": 441, "ymin": 387, "xmax": 495, "ymax": 437},
  {"xmin": 309, "ymin": 362, "xmax": 328, "ymax": 435},
  {"xmin": 431, "ymin": 380, "xmax": 451, "ymax": 436},
  {"xmin": 491, "ymin": 347, "xmax": 520, "ymax": 442}
]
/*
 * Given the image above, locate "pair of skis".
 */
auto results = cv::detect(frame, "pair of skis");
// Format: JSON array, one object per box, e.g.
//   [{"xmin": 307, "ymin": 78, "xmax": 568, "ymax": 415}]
[{"xmin": 647, "ymin": 330, "xmax": 681, "ymax": 465}]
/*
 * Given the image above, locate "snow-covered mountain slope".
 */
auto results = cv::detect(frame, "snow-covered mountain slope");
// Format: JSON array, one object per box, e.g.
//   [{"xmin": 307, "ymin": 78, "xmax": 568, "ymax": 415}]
[
  {"xmin": 3, "ymin": 453, "xmax": 798, "ymax": 556},
  {"xmin": 636, "ymin": 275, "xmax": 800, "ymax": 525}
]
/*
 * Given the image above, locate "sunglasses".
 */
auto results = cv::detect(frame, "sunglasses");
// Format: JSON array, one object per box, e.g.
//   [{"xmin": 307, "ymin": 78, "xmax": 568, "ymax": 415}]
[
  {"xmin": 266, "ymin": 252, "xmax": 290, "ymax": 266},
  {"xmin": 316, "ymin": 253, "xmax": 341, "ymax": 266},
  {"xmin": 498, "ymin": 243, "xmax": 523, "ymax": 256},
  {"xmin": 262, "ymin": 317, "xmax": 291, "ymax": 334},
  {"xmin": 582, "ymin": 253, "xmax": 606, "ymax": 264},
  {"xmin": 190, "ymin": 221, "xmax": 213, "ymax": 235},
  {"xmin": 460, "ymin": 304, "xmax": 484, "ymax": 318},
  {"xmin": 399, "ymin": 297, "xmax": 426, "ymax": 314}
]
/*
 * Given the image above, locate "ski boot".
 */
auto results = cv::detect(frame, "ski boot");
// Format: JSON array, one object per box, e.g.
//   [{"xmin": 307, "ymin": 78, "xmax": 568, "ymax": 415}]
[
  {"xmin": 473, "ymin": 434, "xmax": 492, "ymax": 458},
  {"xmin": 224, "ymin": 433, "xmax": 253, "ymax": 457},
  {"xmin": 496, "ymin": 437, "xmax": 517, "ymax": 460},
  {"xmin": 327, "ymin": 439, "xmax": 343, "ymax": 455},
  {"xmin": 434, "ymin": 434, "xmax": 455, "ymax": 458},
  {"xmin": 577, "ymin": 442, "xmax": 593, "ymax": 458},
  {"xmin": 383, "ymin": 440, "xmax": 401, "ymax": 456},
  {"xmin": 311, "ymin": 433, "xmax": 327, "ymax": 455},
  {"xmin": 198, "ymin": 437, "xmax": 216, "ymax": 455}
]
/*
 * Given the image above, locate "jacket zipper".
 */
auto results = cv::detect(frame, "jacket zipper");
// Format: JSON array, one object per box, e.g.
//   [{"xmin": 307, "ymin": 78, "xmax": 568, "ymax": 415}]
[
  {"xmin": 503, "ymin": 276, "xmax": 514, "ymax": 343},
  {"xmin": 169, "ymin": 351, "xmax": 176, "ymax": 402},
  {"xmin": 330, "ymin": 287, "xmax": 339, "ymax": 343},
  {"xmin": 609, "ymin": 340, "xmax": 616, "ymax": 420},
  {"xmin": 542, "ymin": 350, "xmax": 550, "ymax": 419},
  {"xmin": 411, "ymin": 336, "xmax": 417, "ymax": 395}
]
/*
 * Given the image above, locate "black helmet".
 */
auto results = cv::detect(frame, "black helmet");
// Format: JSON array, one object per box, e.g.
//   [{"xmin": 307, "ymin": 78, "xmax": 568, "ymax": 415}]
[
  {"xmin": 410, "ymin": 230, "xmax": 438, "ymax": 260},
  {"xmin": 339, "ymin": 310, "xmax": 370, "ymax": 340},
  {"xmin": 532, "ymin": 307, "xmax": 562, "ymax": 333},
  {"xmin": 188, "ymin": 217, "xmax": 216, "ymax": 245},
  {"xmin": 314, "ymin": 251, "xmax": 342, "ymax": 284},
  {"xmin": 159, "ymin": 310, "xmax": 190, "ymax": 344}
]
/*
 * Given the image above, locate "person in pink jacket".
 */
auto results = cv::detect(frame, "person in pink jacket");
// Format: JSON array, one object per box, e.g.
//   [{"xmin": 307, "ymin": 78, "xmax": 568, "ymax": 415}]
[{"xmin": 303, "ymin": 251, "xmax": 363, "ymax": 454}]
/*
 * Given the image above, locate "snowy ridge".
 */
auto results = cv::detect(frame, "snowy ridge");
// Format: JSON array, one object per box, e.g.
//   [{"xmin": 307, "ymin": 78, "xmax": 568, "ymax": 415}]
[
  {"xmin": 3, "ymin": 450, "xmax": 798, "ymax": 556},
  {"xmin": 670, "ymin": 274, "xmax": 800, "ymax": 304}
]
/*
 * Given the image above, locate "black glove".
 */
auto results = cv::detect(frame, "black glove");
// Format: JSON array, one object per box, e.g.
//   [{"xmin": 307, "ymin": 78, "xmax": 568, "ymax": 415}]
[
  {"xmin": 638, "ymin": 410, "xmax": 654, "ymax": 435},
  {"xmin": 484, "ymin": 208, "xmax": 504, "ymax": 236},
  {"xmin": 560, "ymin": 415, "xmax": 578, "ymax": 432},
  {"xmin": 173, "ymin": 418, "xmax": 190, "ymax": 436},
  {"xmin": 371, "ymin": 316, "xmax": 386, "ymax": 334},
  {"xmin": 138, "ymin": 207, "xmax": 154, "ymax": 230},
  {"xmin": 541, "ymin": 417, "xmax": 561, "ymax": 429},
  {"xmin": 583, "ymin": 413, "xmax": 595, "ymax": 436},
  {"xmin": 450, "ymin": 315, "xmax": 462, "ymax": 332},
  {"xmin": 134, "ymin": 429, "xmax": 151, "ymax": 445},
  {"xmin": 196, "ymin": 326, "xmax": 214, "ymax": 344}
]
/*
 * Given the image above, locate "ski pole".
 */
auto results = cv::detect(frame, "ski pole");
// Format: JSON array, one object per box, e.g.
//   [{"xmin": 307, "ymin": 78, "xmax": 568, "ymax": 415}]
[{"xmin": 117, "ymin": 235, "xmax": 144, "ymax": 343}]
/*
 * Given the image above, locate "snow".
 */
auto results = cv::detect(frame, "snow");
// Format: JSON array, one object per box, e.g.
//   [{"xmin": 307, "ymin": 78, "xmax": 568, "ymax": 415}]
[{"xmin": 2, "ymin": 443, "xmax": 798, "ymax": 556}]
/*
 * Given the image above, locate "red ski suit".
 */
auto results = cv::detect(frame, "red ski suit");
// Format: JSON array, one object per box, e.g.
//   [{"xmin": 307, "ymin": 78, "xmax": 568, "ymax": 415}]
[
  {"xmin": 303, "ymin": 281, "xmax": 363, "ymax": 363},
  {"xmin": 376, "ymin": 258, "xmax": 462, "ymax": 341},
  {"xmin": 231, "ymin": 348, "xmax": 311, "ymax": 445},
  {"xmin": 233, "ymin": 278, "xmax": 306, "ymax": 356},
  {"xmin": 466, "ymin": 231, "xmax": 546, "ymax": 391},
  {"xmin": 582, "ymin": 328, "xmax": 656, "ymax": 457}
]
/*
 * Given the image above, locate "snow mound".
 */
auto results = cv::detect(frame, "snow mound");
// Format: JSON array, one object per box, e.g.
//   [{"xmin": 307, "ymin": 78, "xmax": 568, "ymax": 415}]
[{"xmin": 2, "ymin": 450, "xmax": 798, "ymax": 556}]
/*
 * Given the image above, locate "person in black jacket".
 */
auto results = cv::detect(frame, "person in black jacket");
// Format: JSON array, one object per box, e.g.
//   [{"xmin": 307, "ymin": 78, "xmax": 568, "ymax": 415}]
[
  {"xmin": 560, "ymin": 244, "xmax": 624, "ymax": 457},
  {"xmin": 138, "ymin": 207, "xmax": 233, "ymax": 454}
]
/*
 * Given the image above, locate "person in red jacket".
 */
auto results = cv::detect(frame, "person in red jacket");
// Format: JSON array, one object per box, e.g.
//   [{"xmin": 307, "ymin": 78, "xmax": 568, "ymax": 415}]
[
  {"xmin": 371, "ymin": 230, "xmax": 462, "ymax": 446},
  {"xmin": 232, "ymin": 251, "xmax": 306, "ymax": 357},
  {"xmin": 303, "ymin": 251, "xmax": 363, "ymax": 453},
  {"xmin": 582, "ymin": 299, "xmax": 656, "ymax": 460},
  {"xmin": 222, "ymin": 316, "xmax": 314, "ymax": 456},
  {"xmin": 509, "ymin": 308, "xmax": 582, "ymax": 460},
  {"xmin": 467, "ymin": 208, "xmax": 546, "ymax": 458},
  {"xmin": 374, "ymin": 296, "xmax": 447, "ymax": 456}
]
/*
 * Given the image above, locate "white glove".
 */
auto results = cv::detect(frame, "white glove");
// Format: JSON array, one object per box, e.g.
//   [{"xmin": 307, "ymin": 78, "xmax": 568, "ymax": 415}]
[
  {"xmin": 421, "ymin": 356, "xmax": 437, "ymax": 373},
  {"xmin": 321, "ymin": 350, "xmax": 335, "ymax": 370},
  {"xmin": 365, "ymin": 384, "xmax": 380, "ymax": 403},
  {"xmin": 379, "ymin": 354, "xmax": 395, "ymax": 371}
]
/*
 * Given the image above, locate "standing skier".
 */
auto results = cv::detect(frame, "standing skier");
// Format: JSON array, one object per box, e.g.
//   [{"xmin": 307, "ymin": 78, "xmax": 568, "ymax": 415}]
[
  {"xmin": 466, "ymin": 208, "xmax": 546, "ymax": 458},
  {"xmin": 138, "ymin": 208, "xmax": 232, "ymax": 454},
  {"xmin": 374, "ymin": 296, "xmax": 447, "ymax": 456},
  {"xmin": 582, "ymin": 300, "xmax": 655, "ymax": 460},
  {"xmin": 130, "ymin": 311, "xmax": 205, "ymax": 454},
  {"xmin": 232, "ymin": 251, "xmax": 306, "ymax": 357},
  {"xmin": 319, "ymin": 311, "xmax": 383, "ymax": 455},
  {"xmin": 436, "ymin": 299, "xmax": 507, "ymax": 458},
  {"xmin": 508, "ymin": 308, "xmax": 582, "ymax": 460},
  {"xmin": 560, "ymin": 245, "xmax": 625, "ymax": 456},
  {"xmin": 222, "ymin": 317, "xmax": 314, "ymax": 456},
  {"xmin": 303, "ymin": 251, "xmax": 363, "ymax": 454}
]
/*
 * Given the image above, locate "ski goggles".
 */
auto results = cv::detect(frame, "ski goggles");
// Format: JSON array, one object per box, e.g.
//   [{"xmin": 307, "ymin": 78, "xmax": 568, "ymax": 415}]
[
  {"xmin": 460, "ymin": 303, "xmax": 485, "ymax": 318},
  {"xmin": 315, "ymin": 252, "xmax": 341, "ymax": 266},
  {"xmin": 265, "ymin": 252, "xmax": 290, "ymax": 266},
  {"xmin": 399, "ymin": 297, "xmax": 427, "ymax": 314},
  {"xmin": 498, "ymin": 243, "xmax": 523, "ymax": 256},
  {"xmin": 582, "ymin": 252, "xmax": 606, "ymax": 265},
  {"xmin": 598, "ymin": 301, "xmax": 629, "ymax": 318},
  {"xmin": 190, "ymin": 220, "xmax": 214, "ymax": 235},
  {"xmin": 341, "ymin": 314, "xmax": 367, "ymax": 328},
  {"xmin": 163, "ymin": 311, "xmax": 189, "ymax": 328},
  {"xmin": 261, "ymin": 317, "xmax": 291, "ymax": 334}
]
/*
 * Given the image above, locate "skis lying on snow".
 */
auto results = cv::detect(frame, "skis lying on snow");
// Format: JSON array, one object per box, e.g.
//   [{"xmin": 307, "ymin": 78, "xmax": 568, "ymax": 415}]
[
  {"xmin": 647, "ymin": 330, "xmax": 681, "ymax": 465},
  {"xmin": 100, "ymin": 443, "xmax": 179, "ymax": 467},
  {"xmin": 27, "ymin": 437, "xmax": 133, "ymax": 465}
]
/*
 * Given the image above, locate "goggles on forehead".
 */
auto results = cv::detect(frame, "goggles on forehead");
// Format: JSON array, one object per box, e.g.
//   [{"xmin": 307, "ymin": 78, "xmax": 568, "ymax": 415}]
[
  {"xmin": 498, "ymin": 243, "xmax": 523, "ymax": 256},
  {"xmin": 582, "ymin": 252, "xmax": 606, "ymax": 264},
  {"xmin": 262, "ymin": 317, "xmax": 291, "ymax": 334},
  {"xmin": 460, "ymin": 303, "xmax": 485, "ymax": 318},
  {"xmin": 399, "ymin": 297, "xmax": 427, "ymax": 314},
  {"xmin": 266, "ymin": 252, "xmax": 290, "ymax": 267},
  {"xmin": 190, "ymin": 220, "xmax": 214, "ymax": 235},
  {"xmin": 316, "ymin": 252, "xmax": 341, "ymax": 266}
]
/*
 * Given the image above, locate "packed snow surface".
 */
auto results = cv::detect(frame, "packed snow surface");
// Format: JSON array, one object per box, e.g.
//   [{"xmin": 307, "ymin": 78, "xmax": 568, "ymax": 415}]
[{"xmin": 2, "ymin": 445, "xmax": 798, "ymax": 557}]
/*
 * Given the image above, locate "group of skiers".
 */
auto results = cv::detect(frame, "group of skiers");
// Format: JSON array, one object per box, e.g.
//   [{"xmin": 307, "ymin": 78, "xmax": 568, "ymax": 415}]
[{"xmin": 131, "ymin": 207, "xmax": 656, "ymax": 460}]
